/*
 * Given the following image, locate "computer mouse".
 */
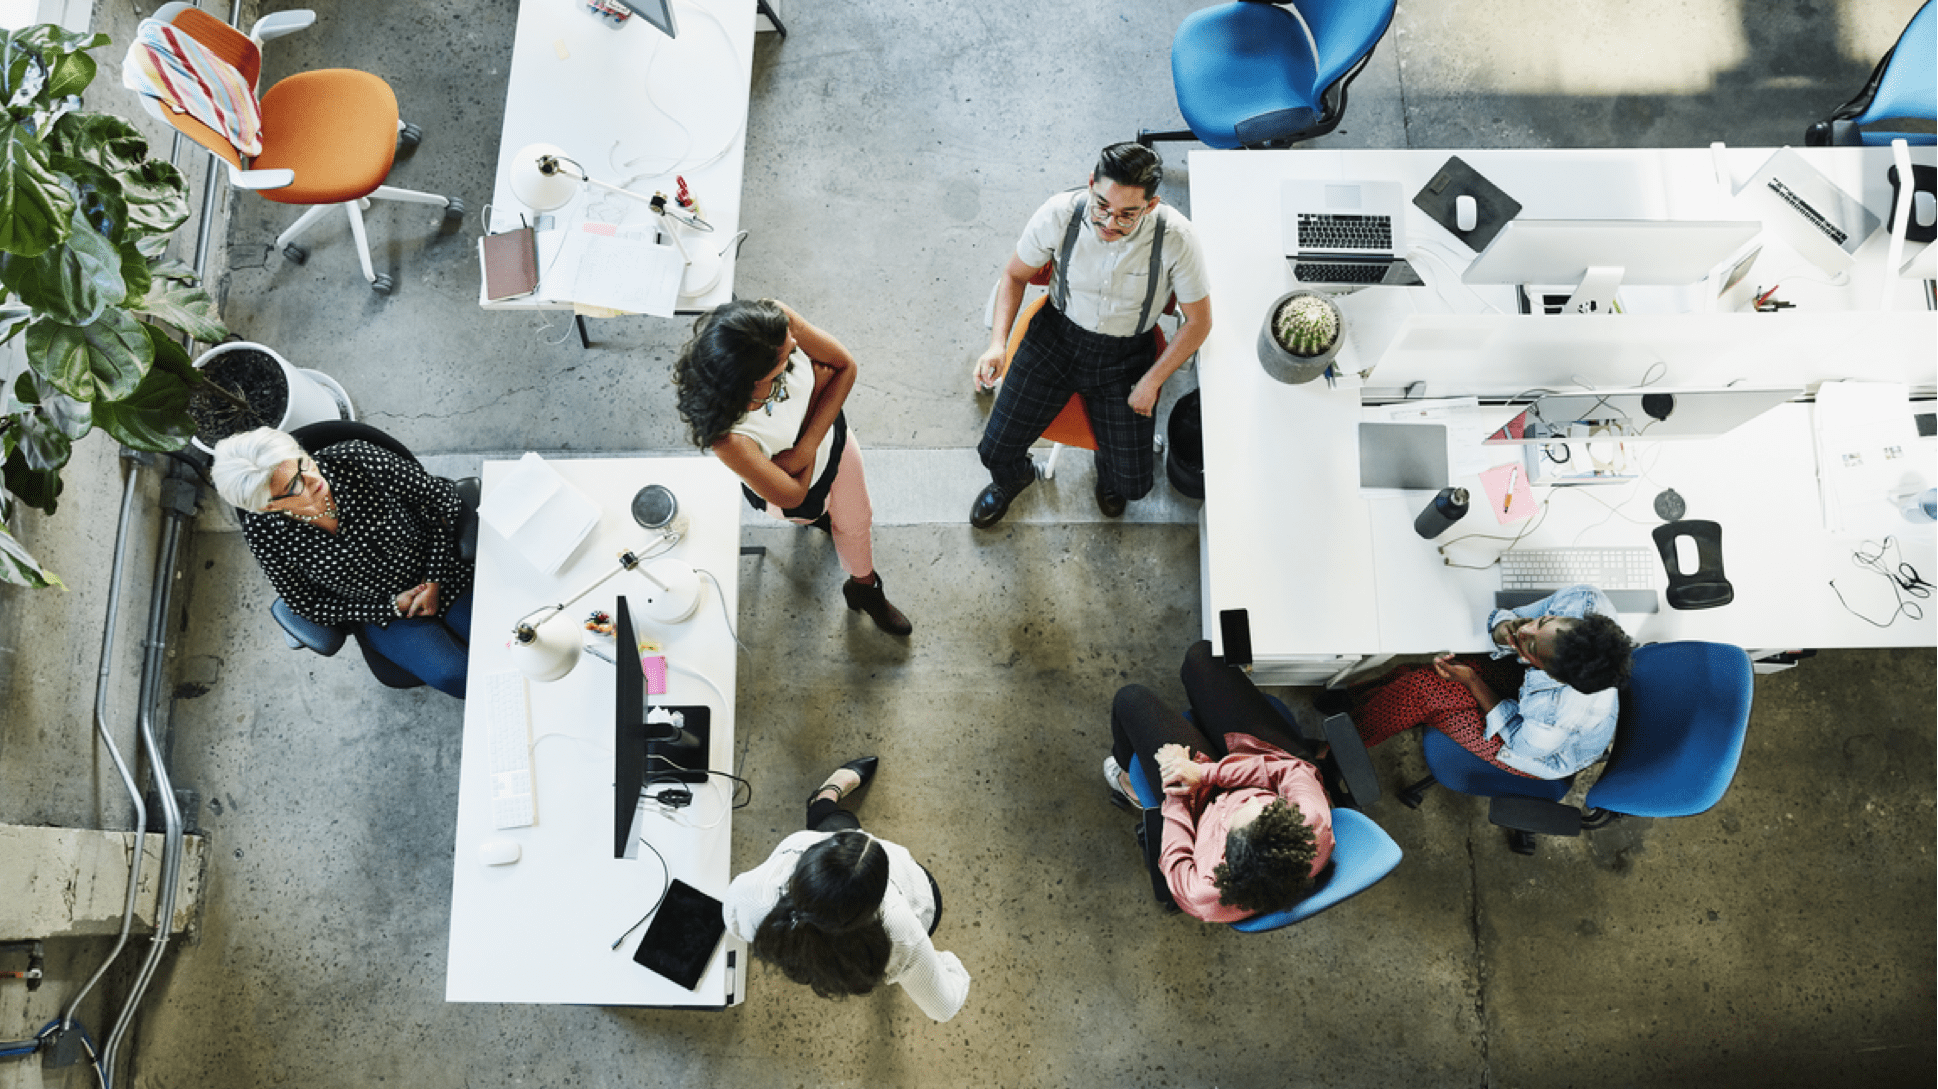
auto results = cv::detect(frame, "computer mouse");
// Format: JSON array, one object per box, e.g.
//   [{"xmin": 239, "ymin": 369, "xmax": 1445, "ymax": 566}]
[
  {"xmin": 1915, "ymin": 189, "xmax": 1935, "ymax": 229},
  {"xmin": 1455, "ymin": 194, "xmax": 1478, "ymax": 232},
  {"xmin": 478, "ymin": 838, "xmax": 521, "ymax": 866}
]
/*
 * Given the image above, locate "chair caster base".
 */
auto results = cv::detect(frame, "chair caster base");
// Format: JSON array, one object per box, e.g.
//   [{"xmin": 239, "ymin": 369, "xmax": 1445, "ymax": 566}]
[
  {"xmin": 283, "ymin": 243, "xmax": 308, "ymax": 265},
  {"xmin": 1507, "ymin": 829, "xmax": 1539, "ymax": 855},
  {"xmin": 1580, "ymin": 807, "xmax": 1620, "ymax": 831},
  {"xmin": 1398, "ymin": 773, "xmax": 1437, "ymax": 810},
  {"xmin": 370, "ymin": 273, "xmax": 393, "ymax": 295},
  {"xmin": 444, "ymin": 197, "xmax": 466, "ymax": 219},
  {"xmin": 399, "ymin": 122, "xmax": 422, "ymax": 149}
]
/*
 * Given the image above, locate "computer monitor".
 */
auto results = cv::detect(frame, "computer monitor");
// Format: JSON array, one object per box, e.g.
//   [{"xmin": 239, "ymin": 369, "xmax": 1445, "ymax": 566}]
[
  {"xmin": 612, "ymin": 595, "xmax": 707, "ymax": 859},
  {"xmin": 1463, "ymin": 219, "xmax": 1761, "ymax": 315},
  {"xmin": 1482, "ymin": 386, "xmax": 1803, "ymax": 445},
  {"xmin": 616, "ymin": 0, "xmax": 677, "ymax": 37}
]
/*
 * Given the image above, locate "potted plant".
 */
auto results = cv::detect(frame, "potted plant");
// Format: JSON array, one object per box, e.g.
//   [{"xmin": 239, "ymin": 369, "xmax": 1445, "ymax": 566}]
[
  {"xmin": 187, "ymin": 341, "xmax": 348, "ymax": 453},
  {"xmin": 0, "ymin": 25, "xmax": 234, "ymax": 587},
  {"xmin": 1257, "ymin": 290, "xmax": 1344, "ymax": 385}
]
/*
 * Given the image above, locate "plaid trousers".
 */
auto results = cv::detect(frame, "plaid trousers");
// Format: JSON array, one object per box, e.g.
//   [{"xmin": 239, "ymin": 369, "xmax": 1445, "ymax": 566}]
[{"xmin": 977, "ymin": 304, "xmax": 1160, "ymax": 498}]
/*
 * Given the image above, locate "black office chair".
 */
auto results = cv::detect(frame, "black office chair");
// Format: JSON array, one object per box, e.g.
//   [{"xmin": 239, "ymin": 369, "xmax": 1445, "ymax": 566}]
[{"xmin": 265, "ymin": 421, "xmax": 480, "ymax": 689}]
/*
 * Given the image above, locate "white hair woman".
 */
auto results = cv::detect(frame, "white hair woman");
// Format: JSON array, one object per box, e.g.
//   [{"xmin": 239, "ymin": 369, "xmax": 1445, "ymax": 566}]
[{"xmin": 210, "ymin": 426, "xmax": 474, "ymax": 698}]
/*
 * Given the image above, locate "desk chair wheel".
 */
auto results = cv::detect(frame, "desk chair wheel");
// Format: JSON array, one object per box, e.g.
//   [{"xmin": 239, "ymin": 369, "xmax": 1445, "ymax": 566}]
[
  {"xmin": 443, "ymin": 197, "xmax": 466, "ymax": 219},
  {"xmin": 1579, "ymin": 807, "xmax": 1620, "ymax": 831},
  {"xmin": 283, "ymin": 243, "xmax": 308, "ymax": 265},
  {"xmin": 398, "ymin": 121, "xmax": 423, "ymax": 149},
  {"xmin": 1397, "ymin": 773, "xmax": 1437, "ymax": 809},
  {"xmin": 370, "ymin": 273, "xmax": 394, "ymax": 295},
  {"xmin": 1508, "ymin": 830, "xmax": 1540, "ymax": 856}
]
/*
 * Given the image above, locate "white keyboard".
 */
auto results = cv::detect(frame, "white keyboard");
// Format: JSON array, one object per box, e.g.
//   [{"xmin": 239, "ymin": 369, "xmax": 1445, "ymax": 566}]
[
  {"xmin": 1500, "ymin": 547, "xmax": 1657, "ymax": 591},
  {"xmin": 482, "ymin": 671, "xmax": 536, "ymax": 829}
]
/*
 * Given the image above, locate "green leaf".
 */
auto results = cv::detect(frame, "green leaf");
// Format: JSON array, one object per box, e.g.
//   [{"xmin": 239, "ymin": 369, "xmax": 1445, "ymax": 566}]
[
  {"xmin": 43, "ymin": 46, "xmax": 95, "ymax": 101},
  {"xmin": 0, "ymin": 202, "xmax": 124, "ymax": 325},
  {"xmin": 118, "ymin": 241, "xmax": 150, "ymax": 304},
  {"xmin": 0, "ymin": 522, "xmax": 64, "ymax": 590},
  {"xmin": 49, "ymin": 154, "xmax": 126, "ymax": 243},
  {"xmin": 2, "ymin": 444, "xmax": 60, "ymax": 515},
  {"xmin": 133, "ymin": 275, "xmax": 226, "ymax": 343},
  {"xmin": 0, "ymin": 121, "xmax": 74, "ymax": 257},
  {"xmin": 147, "ymin": 324, "xmax": 197, "ymax": 384},
  {"xmin": 55, "ymin": 115, "xmax": 186, "ymax": 238},
  {"xmin": 93, "ymin": 354, "xmax": 194, "ymax": 452},
  {"xmin": 12, "ymin": 403, "xmax": 71, "ymax": 470},
  {"xmin": 24, "ymin": 308, "xmax": 152, "ymax": 402}
]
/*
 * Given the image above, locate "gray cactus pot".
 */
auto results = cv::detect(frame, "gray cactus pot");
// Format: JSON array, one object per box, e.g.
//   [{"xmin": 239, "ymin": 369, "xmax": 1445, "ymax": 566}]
[{"xmin": 1257, "ymin": 290, "xmax": 1343, "ymax": 385}]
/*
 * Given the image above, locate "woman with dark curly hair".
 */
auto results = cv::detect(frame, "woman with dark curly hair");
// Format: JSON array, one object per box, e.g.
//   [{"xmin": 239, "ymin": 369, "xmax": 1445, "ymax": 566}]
[
  {"xmin": 672, "ymin": 299, "xmax": 909, "ymax": 635},
  {"xmin": 1105, "ymin": 641, "xmax": 1335, "ymax": 923},
  {"xmin": 1324, "ymin": 584, "xmax": 1634, "ymax": 779},
  {"xmin": 723, "ymin": 757, "xmax": 970, "ymax": 1021}
]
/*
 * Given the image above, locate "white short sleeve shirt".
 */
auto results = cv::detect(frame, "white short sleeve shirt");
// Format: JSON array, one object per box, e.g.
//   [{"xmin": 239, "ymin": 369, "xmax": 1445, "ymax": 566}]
[{"xmin": 1015, "ymin": 191, "xmax": 1209, "ymax": 337}]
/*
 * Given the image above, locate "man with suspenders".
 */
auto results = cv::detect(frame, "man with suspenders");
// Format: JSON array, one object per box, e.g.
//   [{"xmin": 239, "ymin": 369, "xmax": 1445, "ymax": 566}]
[{"xmin": 970, "ymin": 143, "xmax": 1214, "ymax": 527}]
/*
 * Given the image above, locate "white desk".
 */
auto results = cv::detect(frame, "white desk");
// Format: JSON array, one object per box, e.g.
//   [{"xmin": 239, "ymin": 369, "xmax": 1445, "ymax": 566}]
[
  {"xmin": 1188, "ymin": 148, "xmax": 1938, "ymax": 683},
  {"xmin": 448, "ymin": 456, "xmax": 745, "ymax": 1007},
  {"xmin": 480, "ymin": 0, "xmax": 755, "ymax": 317}
]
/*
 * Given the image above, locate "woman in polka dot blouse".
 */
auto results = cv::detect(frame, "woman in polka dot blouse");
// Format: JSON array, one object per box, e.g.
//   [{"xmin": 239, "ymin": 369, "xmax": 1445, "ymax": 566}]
[{"xmin": 211, "ymin": 427, "xmax": 474, "ymax": 698}]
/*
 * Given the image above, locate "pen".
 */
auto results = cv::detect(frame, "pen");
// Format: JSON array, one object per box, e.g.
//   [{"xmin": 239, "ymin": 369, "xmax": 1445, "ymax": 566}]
[{"xmin": 1503, "ymin": 466, "xmax": 1519, "ymax": 513}]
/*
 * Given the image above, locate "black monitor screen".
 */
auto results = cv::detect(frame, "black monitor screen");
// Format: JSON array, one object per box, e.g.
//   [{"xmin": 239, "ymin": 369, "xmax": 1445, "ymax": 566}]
[{"xmin": 613, "ymin": 596, "xmax": 645, "ymax": 858}]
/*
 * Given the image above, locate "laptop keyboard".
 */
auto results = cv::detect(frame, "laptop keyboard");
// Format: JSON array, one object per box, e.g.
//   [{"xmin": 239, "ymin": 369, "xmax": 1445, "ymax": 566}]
[
  {"xmin": 1765, "ymin": 178, "xmax": 1847, "ymax": 246},
  {"xmin": 1297, "ymin": 212, "xmax": 1393, "ymax": 251},
  {"xmin": 1295, "ymin": 261, "xmax": 1390, "ymax": 284}
]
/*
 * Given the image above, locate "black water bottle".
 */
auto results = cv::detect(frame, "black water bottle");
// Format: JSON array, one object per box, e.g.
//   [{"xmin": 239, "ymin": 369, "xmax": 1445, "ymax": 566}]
[{"xmin": 1413, "ymin": 486, "xmax": 1469, "ymax": 539}]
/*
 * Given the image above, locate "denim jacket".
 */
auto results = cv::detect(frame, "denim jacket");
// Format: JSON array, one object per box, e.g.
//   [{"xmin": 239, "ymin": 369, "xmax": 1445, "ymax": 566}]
[{"xmin": 1481, "ymin": 585, "xmax": 1621, "ymax": 779}]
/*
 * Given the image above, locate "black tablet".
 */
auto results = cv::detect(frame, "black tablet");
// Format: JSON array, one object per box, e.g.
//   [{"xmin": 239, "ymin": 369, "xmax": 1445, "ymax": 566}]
[{"xmin": 631, "ymin": 879, "xmax": 727, "ymax": 990}]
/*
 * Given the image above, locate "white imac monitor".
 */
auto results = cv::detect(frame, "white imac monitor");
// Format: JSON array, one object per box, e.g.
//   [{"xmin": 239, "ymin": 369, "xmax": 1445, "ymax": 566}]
[
  {"xmin": 1482, "ymin": 386, "xmax": 1803, "ymax": 444},
  {"xmin": 617, "ymin": 0, "xmax": 677, "ymax": 37},
  {"xmin": 1463, "ymin": 219, "xmax": 1761, "ymax": 315}
]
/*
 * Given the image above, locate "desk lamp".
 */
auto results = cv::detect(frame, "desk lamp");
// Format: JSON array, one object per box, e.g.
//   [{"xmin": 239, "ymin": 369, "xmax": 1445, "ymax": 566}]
[{"xmin": 506, "ymin": 143, "xmax": 722, "ymax": 296}]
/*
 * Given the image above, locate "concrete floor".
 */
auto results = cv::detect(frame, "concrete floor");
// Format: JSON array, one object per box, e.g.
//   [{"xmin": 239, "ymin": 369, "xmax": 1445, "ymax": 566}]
[{"xmin": 1, "ymin": 0, "xmax": 1933, "ymax": 1087}]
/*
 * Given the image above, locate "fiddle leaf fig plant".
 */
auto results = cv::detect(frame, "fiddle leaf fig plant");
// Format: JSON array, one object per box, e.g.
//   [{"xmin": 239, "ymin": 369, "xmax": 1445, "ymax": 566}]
[{"xmin": 0, "ymin": 24, "xmax": 232, "ymax": 588}]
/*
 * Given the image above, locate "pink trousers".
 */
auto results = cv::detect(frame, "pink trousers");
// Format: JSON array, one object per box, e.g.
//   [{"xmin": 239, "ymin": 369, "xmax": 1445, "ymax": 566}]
[{"xmin": 762, "ymin": 433, "xmax": 875, "ymax": 578}]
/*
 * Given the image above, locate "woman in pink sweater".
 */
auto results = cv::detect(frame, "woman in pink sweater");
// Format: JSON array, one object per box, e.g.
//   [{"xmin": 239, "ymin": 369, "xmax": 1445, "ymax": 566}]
[{"xmin": 1105, "ymin": 642, "xmax": 1335, "ymax": 923}]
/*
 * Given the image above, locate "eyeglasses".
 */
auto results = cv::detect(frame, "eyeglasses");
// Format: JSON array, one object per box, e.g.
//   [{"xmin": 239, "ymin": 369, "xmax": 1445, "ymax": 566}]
[
  {"xmin": 1089, "ymin": 188, "xmax": 1152, "ymax": 228},
  {"xmin": 275, "ymin": 459, "xmax": 312, "ymax": 502}
]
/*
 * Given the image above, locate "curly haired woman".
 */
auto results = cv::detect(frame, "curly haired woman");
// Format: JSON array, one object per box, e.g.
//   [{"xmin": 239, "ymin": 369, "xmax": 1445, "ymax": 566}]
[{"xmin": 672, "ymin": 299, "xmax": 910, "ymax": 635}]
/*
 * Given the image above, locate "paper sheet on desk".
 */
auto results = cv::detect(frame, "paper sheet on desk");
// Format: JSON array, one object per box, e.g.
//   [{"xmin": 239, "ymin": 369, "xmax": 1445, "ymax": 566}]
[
  {"xmin": 1813, "ymin": 381, "xmax": 1919, "ymax": 537},
  {"xmin": 477, "ymin": 453, "xmax": 601, "ymax": 575},
  {"xmin": 542, "ymin": 221, "xmax": 682, "ymax": 317},
  {"xmin": 1479, "ymin": 463, "xmax": 1535, "ymax": 525}
]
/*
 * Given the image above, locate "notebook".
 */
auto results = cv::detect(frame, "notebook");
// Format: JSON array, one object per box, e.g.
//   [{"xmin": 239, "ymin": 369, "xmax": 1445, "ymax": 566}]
[
  {"xmin": 1735, "ymin": 148, "xmax": 1881, "ymax": 274},
  {"xmin": 480, "ymin": 226, "xmax": 539, "ymax": 302},
  {"xmin": 1280, "ymin": 179, "xmax": 1424, "ymax": 287}
]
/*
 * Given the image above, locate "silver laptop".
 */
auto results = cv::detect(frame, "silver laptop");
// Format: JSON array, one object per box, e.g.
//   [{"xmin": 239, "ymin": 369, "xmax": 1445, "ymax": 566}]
[
  {"xmin": 1735, "ymin": 147, "xmax": 1881, "ymax": 274},
  {"xmin": 1281, "ymin": 179, "xmax": 1424, "ymax": 287}
]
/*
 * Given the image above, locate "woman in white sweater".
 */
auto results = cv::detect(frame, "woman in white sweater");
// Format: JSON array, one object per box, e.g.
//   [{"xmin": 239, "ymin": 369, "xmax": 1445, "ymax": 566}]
[{"xmin": 723, "ymin": 757, "xmax": 970, "ymax": 1022}]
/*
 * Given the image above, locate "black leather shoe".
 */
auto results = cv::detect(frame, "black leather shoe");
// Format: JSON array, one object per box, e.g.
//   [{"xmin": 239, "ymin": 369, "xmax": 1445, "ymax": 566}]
[
  {"xmin": 809, "ymin": 756, "xmax": 880, "ymax": 805},
  {"xmin": 970, "ymin": 483, "xmax": 1013, "ymax": 528},
  {"xmin": 1096, "ymin": 481, "xmax": 1127, "ymax": 518}
]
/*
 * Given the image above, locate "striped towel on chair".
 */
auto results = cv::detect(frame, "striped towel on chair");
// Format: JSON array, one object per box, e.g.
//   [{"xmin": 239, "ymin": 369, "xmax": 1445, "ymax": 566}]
[{"xmin": 121, "ymin": 19, "xmax": 262, "ymax": 156}]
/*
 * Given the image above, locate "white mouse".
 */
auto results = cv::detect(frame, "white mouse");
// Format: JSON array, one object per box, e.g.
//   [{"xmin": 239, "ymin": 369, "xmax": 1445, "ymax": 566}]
[
  {"xmin": 1914, "ymin": 189, "xmax": 1935, "ymax": 229},
  {"xmin": 1455, "ymin": 194, "xmax": 1478, "ymax": 232},
  {"xmin": 478, "ymin": 839, "xmax": 521, "ymax": 866}
]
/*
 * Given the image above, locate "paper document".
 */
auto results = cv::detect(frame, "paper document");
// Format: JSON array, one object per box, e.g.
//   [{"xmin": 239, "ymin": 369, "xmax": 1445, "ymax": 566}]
[
  {"xmin": 541, "ymin": 220, "xmax": 683, "ymax": 317},
  {"xmin": 478, "ymin": 453, "xmax": 601, "ymax": 575},
  {"xmin": 1813, "ymin": 381, "xmax": 1920, "ymax": 537}
]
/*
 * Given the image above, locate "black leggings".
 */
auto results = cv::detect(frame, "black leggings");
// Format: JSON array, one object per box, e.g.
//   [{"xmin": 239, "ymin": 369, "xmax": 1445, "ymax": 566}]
[{"xmin": 1110, "ymin": 641, "xmax": 1314, "ymax": 780}]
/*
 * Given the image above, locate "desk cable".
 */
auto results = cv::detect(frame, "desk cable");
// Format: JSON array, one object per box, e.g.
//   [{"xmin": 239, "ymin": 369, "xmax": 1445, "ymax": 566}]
[
  {"xmin": 609, "ymin": 836, "xmax": 672, "ymax": 950},
  {"xmin": 1408, "ymin": 242, "xmax": 1505, "ymax": 314},
  {"xmin": 1436, "ymin": 496, "xmax": 1554, "ymax": 569},
  {"xmin": 1829, "ymin": 537, "xmax": 1931, "ymax": 627},
  {"xmin": 694, "ymin": 567, "xmax": 749, "ymax": 659},
  {"xmin": 612, "ymin": 0, "xmax": 748, "ymax": 179}
]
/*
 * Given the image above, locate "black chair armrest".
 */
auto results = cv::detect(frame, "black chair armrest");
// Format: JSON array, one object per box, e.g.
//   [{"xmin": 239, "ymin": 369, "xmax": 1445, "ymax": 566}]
[
  {"xmin": 271, "ymin": 597, "xmax": 346, "ymax": 656},
  {"xmin": 452, "ymin": 476, "xmax": 482, "ymax": 564},
  {"xmin": 1321, "ymin": 713, "xmax": 1382, "ymax": 808},
  {"xmin": 1489, "ymin": 795, "xmax": 1583, "ymax": 837}
]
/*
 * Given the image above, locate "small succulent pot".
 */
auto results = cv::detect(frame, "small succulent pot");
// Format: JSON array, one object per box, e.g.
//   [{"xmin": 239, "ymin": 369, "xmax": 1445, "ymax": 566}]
[{"xmin": 1257, "ymin": 290, "xmax": 1344, "ymax": 385}]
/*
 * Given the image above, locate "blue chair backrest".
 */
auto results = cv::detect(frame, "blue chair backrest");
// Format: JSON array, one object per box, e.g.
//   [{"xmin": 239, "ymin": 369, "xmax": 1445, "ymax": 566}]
[
  {"xmin": 1854, "ymin": 0, "xmax": 1936, "ymax": 146},
  {"xmin": 1419, "ymin": 728, "xmax": 1571, "ymax": 803},
  {"xmin": 1584, "ymin": 641, "xmax": 1754, "ymax": 819},
  {"xmin": 1287, "ymin": 0, "xmax": 1399, "ymax": 94}
]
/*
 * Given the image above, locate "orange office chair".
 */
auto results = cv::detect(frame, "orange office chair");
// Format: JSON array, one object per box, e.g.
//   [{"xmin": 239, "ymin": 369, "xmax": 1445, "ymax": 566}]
[
  {"xmin": 990, "ymin": 264, "xmax": 1172, "ymax": 480},
  {"xmin": 129, "ymin": 5, "xmax": 463, "ymax": 294}
]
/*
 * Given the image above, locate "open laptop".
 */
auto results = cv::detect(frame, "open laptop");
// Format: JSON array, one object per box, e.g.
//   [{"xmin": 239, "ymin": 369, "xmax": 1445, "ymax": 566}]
[
  {"xmin": 1735, "ymin": 147, "xmax": 1881, "ymax": 274},
  {"xmin": 1280, "ymin": 179, "xmax": 1424, "ymax": 287}
]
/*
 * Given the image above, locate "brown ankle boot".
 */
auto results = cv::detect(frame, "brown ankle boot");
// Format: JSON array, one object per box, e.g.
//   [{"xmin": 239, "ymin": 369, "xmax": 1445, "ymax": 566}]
[{"xmin": 842, "ymin": 573, "xmax": 912, "ymax": 636}]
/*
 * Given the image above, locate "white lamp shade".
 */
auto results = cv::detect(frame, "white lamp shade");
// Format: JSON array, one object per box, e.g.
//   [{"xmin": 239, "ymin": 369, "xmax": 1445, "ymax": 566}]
[
  {"xmin": 514, "ymin": 610, "xmax": 584, "ymax": 682},
  {"xmin": 508, "ymin": 143, "xmax": 579, "ymax": 212}
]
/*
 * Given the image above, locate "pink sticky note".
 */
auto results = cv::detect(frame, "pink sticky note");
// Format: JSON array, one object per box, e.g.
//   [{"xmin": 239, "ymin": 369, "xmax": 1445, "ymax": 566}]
[
  {"xmin": 641, "ymin": 654, "xmax": 668, "ymax": 695},
  {"xmin": 1480, "ymin": 462, "xmax": 1535, "ymax": 524}
]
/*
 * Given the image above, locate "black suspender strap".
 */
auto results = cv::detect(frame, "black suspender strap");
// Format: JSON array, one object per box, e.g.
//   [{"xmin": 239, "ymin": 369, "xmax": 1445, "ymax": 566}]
[
  {"xmin": 1051, "ymin": 189, "xmax": 1085, "ymax": 313},
  {"xmin": 1137, "ymin": 213, "xmax": 1167, "ymax": 333}
]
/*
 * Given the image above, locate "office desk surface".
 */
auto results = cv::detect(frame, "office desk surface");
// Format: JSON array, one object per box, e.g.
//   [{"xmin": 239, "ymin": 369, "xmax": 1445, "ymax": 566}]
[
  {"xmin": 1189, "ymin": 148, "xmax": 1937, "ymax": 672},
  {"xmin": 448, "ymin": 456, "xmax": 744, "ymax": 1006},
  {"xmin": 482, "ymin": 0, "xmax": 754, "ymax": 314}
]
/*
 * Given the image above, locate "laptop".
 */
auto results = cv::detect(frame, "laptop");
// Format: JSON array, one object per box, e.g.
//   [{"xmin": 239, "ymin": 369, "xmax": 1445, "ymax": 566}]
[
  {"xmin": 1280, "ymin": 179, "xmax": 1424, "ymax": 287},
  {"xmin": 1735, "ymin": 147, "xmax": 1881, "ymax": 274}
]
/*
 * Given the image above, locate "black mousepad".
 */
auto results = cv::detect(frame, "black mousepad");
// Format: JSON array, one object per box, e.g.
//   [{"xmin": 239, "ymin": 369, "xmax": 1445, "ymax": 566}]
[
  {"xmin": 1413, "ymin": 155, "xmax": 1523, "ymax": 252},
  {"xmin": 631, "ymin": 878, "xmax": 727, "ymax": 990}
]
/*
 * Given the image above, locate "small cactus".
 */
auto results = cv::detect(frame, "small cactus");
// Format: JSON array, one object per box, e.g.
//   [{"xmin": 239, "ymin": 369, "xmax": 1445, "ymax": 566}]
[{"xmin": 1273, "ymin": 295, "xmax": 1340, "ymax": 357}]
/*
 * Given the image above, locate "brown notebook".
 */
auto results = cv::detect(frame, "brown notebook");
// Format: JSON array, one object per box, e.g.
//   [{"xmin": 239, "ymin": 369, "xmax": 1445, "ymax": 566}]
[{"xmin": 481, "ymin": 226, "xmax": 539, "ymax": 301}]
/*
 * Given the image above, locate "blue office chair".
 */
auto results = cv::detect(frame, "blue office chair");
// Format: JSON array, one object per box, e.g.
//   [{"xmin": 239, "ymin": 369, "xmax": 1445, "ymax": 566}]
[
  {"xmin": 1126, "ymin": 697, "xmax": 1402, "ymax": 931},
  {"xmin": 266, "ymin": 421, "xmax": 480, "ymax": 690},
  {"xmin": 1398, "ymin": 642, "xmax": 1755, "ymax": 855},
  {"xmin": 1138, "ymin": 0, "xmax": 1398, "ymax": 150},
  {"xmin": 1805, "ymin": 0, "xmax": 1935, "ymax": 147}
]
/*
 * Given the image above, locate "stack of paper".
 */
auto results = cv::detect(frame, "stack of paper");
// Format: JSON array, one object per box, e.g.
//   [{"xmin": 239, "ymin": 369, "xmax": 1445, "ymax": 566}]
[
  {"xmin": 1813, "ymin": 381, "xmax": 1920, "ymax": 537},
  {"xmin": 478, "ymin": 453, "xmax": 601, "ymax": 574}
]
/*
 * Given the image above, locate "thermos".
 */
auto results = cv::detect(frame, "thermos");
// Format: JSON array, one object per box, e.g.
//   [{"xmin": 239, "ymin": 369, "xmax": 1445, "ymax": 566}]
[{"xmin": 1414, "ymin": 486, "xmax": 1469, "ymax": 539}]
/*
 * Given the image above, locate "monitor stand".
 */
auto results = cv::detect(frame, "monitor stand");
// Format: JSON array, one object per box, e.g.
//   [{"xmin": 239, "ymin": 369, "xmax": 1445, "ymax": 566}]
[{"xmin": 1560, "ymin": 266, "xmax": 1622, "ymax": 315}]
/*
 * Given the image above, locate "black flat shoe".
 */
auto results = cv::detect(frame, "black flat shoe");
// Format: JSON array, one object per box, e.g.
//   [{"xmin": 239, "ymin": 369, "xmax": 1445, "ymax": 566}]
[
  {"xmin": 809, "ymin": 756, "xmax": 880, "ymax": 805},
  {"xmin": 970, "ymin": 483, "xmax": 1013, "ymax": 529},
  {"xmin": 1095, "ymin": 480, "xmax": 1127, "ymax": 518}
]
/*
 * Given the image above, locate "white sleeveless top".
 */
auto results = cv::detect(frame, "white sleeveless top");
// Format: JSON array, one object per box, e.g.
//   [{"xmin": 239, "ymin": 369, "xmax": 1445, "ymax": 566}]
[{"xmin": 726, "ymin": 354, "xmax": 833, "ymax": 485}]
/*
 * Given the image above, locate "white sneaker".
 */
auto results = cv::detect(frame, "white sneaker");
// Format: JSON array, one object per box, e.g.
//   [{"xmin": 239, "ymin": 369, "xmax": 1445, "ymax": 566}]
[{"xmin": 1102, "ymin": 754, "xmax": 1137, "ymax": 807}]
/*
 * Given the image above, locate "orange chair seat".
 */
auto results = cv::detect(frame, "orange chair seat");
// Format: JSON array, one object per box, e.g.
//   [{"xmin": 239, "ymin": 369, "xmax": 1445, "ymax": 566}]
[
  {"xmin": 1001, "ymin": 293, "xmax": 1169, "ymax": 454},
  {"xmin": 254, "ymin": 69, "xmax": 400, "ymax": 205}
]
